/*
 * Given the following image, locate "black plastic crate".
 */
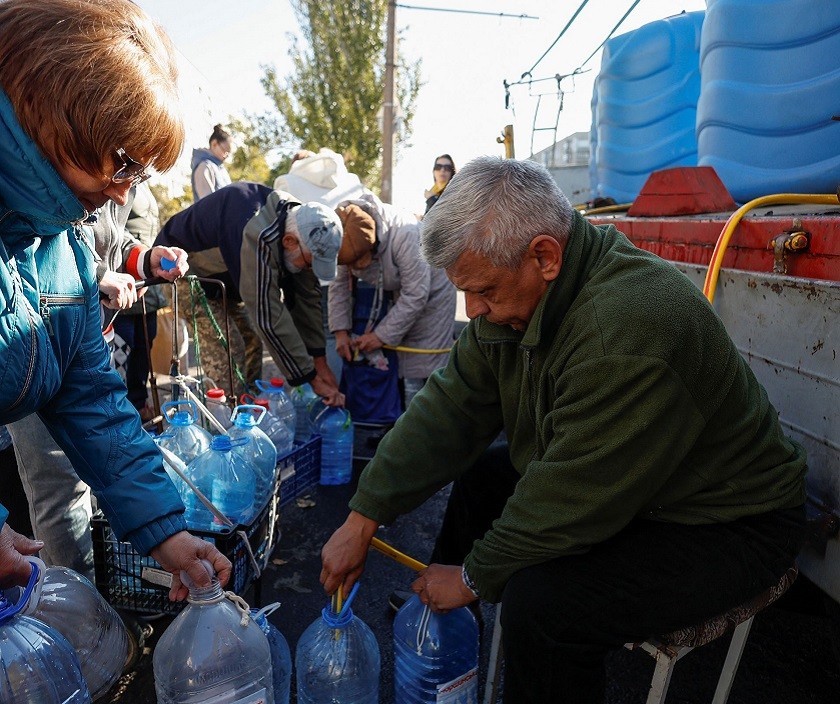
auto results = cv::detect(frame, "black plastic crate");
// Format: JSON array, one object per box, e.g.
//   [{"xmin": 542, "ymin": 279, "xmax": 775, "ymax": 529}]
[
  {"xmin": 92, "ymin": 435, "xmax": 321, "ymax": 615},
  {"xmin": 278, "ymin": 434, "xmax": 321, "ymax": 505},
  {"xmin": 92, "ymin": 486, "xmax": 279, "ymax": 616}
]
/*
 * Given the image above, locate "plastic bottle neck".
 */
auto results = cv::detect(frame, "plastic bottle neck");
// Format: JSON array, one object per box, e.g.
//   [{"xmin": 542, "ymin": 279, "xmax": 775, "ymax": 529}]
[
  {"xmin": 187, "ymin": 580, "xmax": 225, "ymax": 603},
  {"xmin": 321, "ymin": 604, "xmax": 354, "ymax": 629}
]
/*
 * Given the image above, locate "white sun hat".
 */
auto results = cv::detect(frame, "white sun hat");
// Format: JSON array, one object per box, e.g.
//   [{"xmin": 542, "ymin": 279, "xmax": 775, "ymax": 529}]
[{"xmin": 274, "ymin": 148, "xmax": 366, "ymax": 208}]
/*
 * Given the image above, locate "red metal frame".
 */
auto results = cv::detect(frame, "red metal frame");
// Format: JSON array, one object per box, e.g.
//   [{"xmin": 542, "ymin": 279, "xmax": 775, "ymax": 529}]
[{"xmin": 589, "ymin": 168, "xmax": 840, "ymax": 282}]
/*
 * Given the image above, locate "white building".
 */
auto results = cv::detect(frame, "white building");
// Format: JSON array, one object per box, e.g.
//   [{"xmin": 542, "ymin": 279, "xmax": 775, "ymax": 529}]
[{"xmin": 530, "ymin": 131, "xmax": 592, "ymax": 203}]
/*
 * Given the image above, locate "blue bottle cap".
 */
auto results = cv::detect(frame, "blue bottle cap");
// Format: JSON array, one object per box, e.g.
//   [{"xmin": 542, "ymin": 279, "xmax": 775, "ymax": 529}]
[
  {"xmin": 169, "ymin": 411, "xmax": 192, "ymax": 427},
  {"xmin": 210, "ymin": 435, "xmax": 233, "ymax": 451}
]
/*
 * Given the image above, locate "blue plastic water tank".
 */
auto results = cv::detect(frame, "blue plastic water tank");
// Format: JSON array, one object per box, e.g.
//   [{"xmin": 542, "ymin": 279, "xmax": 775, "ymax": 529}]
[
  {"xmin": 591, "ymin": 11, "xmax": 704, "ymax": 202},
  {"xmin": 697, "ymin": 0, "xmax": 840, "ymax": 202}
]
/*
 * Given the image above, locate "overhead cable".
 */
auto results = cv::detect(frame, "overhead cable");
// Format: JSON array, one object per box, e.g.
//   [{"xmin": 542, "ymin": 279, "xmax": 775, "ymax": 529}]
[
  {"xmin": 577, "ymin": 0, "xmax": 642, "ymax": 70},
  {"xmin": 519, "ymin": 0, "xmax": 591, "ymax": 80},
  {"xmin": 396, "ymin": 3, "xmax": 537, "ymax": 20}
]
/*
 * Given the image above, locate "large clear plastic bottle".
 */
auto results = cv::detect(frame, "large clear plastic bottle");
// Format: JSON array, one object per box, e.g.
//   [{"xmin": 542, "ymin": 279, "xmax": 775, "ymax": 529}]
[
  {"xmin": 393, "ymin": 594, "xmax": 479, "ymax": 704},
  {"xmin": 290, "ymin": 383, "xmax": 319, "ymax": 443},
  {"xmin": 252, "ymin": 399, "xmax": 295, "ymax": 457},
  {"xmin": 28, "ymin": 564, "xmax": 129, "ymax": 701},
  {"xmin": 205, "ymin": 387, "xmax": 232, "ymax": 431},
  {"xmin": 250, "ymin": 604, "xmax": 292, "ymax": 704},
  {"xmin": 308, "ymin": 395, "xmax": 327, "ymax": 430},
  {"xmin": 0, "ymin": 560, "xmax": 92, "ymax": 704},
  {"xmin": 295, "ymin": 584, "xmax": 379, "ymax": 704},
  {"xmin": 157, "ymin": 399, "xmax": 213, "ymax": 465},
  {"xmin": 255, "ymin": 378, "xmax": 297, "ymax": 438},
  {"xmin": 153, "ymin": 561, "xmax": 274, "ymax": 704},
  {"xmin": 313, "ymin": 406, "xmax": 354, "ymax": 485},
  {"xmin": 229, "ymin": 404, "xmax": 278, "ymax": 512},
  {"xmin": 183, "ymin": 435, "xmax": 258, "ymax": 530}
]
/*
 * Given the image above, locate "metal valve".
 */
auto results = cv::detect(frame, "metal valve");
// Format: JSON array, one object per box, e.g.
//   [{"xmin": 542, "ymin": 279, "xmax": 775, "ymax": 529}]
[{"xmin": 768, "ymin": 221, "xmax": 810, "ymax": 274}]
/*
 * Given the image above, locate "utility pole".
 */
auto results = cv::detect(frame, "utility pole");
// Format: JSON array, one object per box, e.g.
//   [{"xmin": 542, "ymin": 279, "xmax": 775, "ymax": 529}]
[
  {"xmin": 381, "ymin": 5, "xmax": 535, "ymax": 201},
  {"xmin": 381, "ymin": 0, "xmax": 396, "ymax": 203}
]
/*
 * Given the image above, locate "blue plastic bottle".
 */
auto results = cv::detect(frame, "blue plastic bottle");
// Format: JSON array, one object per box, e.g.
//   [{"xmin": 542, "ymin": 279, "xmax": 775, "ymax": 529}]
[
  {"xmin": 393, "ymin": 594, "xmax": 479, "ymax": 704},
  {"xmin": 307, "ymin": 395, "xmax": 328, "ymax": 432},
  {"xmin": 314, "ymin": 406, "xmax": 354, "ymax": 485},
  {"xmin": 183, "ymin": 435, "xmax": 258, "ymax": 530},
  {"xmin": 28, "ymin": 563, "xmax": 129, "ymax": 701},
  {"xmin": 156, "ymin": 399, "xmax": 212, "ymax": 465},
  {"xmin": 295, "ymin": 584, "xmax": 380, "ymax": 704},
  {"xmin": 154, "ymin": 561, "xmax": 274, "ymax": 704},
  {"xmin": 250, "ymin": 604, "xmax": 292, "ymax": 704},
  {"xmin": 290, "ymin": 382, "xmax": 319, "ymax": 442},
  {"xmin": 0, "ymin": 560, "xmax": 92, "ymax": 704},
  {"xmin": 255, "ymin": 378, "xmax": 297, "ymax": 437},
  {"xmin": 229, "ymin": 404, "xmax": 279, "ymax": 512},
  {"xmin": 246, "ymin": 396, "xmax": 295, "ymax": 457}
]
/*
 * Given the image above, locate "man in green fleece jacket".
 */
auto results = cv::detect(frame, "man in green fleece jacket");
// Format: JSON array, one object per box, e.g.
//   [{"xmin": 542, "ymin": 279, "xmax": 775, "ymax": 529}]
[{"xmin": 320, "ymin": 157, "xmax": 806, "ymax": 702}]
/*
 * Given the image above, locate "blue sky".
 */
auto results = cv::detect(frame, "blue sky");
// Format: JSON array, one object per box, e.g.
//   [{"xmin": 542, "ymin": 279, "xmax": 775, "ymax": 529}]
[{"xmin": 137, "ymin": 0, "xmax": 705, "ymax": 212}]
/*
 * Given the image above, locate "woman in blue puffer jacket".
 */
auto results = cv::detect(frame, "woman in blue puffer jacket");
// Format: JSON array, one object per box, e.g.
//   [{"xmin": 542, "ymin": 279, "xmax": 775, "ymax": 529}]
[{"xmin": 0, "ymin": 0, "xmax": 230, "ymax": 598}]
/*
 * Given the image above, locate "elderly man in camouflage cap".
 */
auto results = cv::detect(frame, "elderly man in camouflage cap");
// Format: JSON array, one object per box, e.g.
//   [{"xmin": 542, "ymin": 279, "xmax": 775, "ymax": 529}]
[{"xmin": 155, "ymin": 181, "xmax": 348, "ymax": 404}]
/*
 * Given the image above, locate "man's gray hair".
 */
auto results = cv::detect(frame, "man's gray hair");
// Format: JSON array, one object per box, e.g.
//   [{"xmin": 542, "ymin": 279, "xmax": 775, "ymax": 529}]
[
  {"xmin": 285, "ymin": 206, "xmax": 300, "ymax": 237},
  {"xmin": 421, "ymin": 156, "xmax": 573, "ymax": 270}
]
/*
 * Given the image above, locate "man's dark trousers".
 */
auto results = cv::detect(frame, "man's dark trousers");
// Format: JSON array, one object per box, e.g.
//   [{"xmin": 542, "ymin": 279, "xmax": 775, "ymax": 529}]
[{"xmin": 431, "ymin": 444, "xmax": 805, "ymax": 704}]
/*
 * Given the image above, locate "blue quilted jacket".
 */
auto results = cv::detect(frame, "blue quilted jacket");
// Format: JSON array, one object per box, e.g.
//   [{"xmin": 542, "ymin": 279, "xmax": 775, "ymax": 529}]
[{"xmin": 0, "ymin": 88, "xmax": 186, "ymax": 554}]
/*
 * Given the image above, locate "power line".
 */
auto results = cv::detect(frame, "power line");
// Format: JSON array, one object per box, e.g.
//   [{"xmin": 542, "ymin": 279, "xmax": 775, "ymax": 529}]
[
  {"xmin": 504, "ymin": 0, "xmax": 643, "ymax": 107},
  {"xmin": 577, "ymin": 0, "xmax": 642, "ymax": 70},
  {"xmin": 396, "ymin": 3, "xmax": 538, "ymax": 20},
  {"xmin": 519, "ymin": 0, "xmax": 591, "ymax": 80}
]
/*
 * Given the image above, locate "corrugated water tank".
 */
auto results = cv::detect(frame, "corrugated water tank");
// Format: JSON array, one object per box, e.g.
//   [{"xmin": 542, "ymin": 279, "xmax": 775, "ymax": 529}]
[
  {"xmin": 697, "ymin": 0, "xmax": 840, "ymax": 202},
  {"xmin": 590, "ymin": 11, "xmax": 704, "ymax": 203}
]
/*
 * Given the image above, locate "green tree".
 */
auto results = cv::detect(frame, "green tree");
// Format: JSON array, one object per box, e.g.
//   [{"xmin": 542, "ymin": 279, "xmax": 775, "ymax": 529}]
[
  {"xmin": 260, "ymin": 0, "xmax": 421, "ymax": 188},
  {"xmin": 149, "ymin": 183, "xmax": 192, "ymax": 226},
  {"xmin": 225, "ymin": 115, "xmax": 274, "ymax": 185}
]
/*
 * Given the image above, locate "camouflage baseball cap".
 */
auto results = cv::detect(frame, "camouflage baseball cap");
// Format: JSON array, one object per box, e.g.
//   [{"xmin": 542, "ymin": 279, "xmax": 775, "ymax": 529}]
[{"xmin": 294, "ymin": 201, "xmax": 343, "ymax": 281}]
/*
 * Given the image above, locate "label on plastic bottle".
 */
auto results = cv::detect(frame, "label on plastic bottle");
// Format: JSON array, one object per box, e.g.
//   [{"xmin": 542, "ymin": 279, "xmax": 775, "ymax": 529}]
[
  {"xmin": 436, "ymin": 667, "xmax": 477, "ymax": 703},
  {"xmin": 197, "ymin": 687, "xmax": 268, "ymax": 704},
  {"xmin": 141, "ymin": 566, "xmax": 173, "ymax": 588}
]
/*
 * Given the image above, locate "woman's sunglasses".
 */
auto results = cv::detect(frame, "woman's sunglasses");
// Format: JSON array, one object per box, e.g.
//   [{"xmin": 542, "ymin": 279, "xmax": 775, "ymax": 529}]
[
  {"xmin": 112, "ymin": 148, "xmax": 151, "ymax": 186},
  {"xmin": 434, "ymin": 163, "xmax": 453, "ymax": 172}
]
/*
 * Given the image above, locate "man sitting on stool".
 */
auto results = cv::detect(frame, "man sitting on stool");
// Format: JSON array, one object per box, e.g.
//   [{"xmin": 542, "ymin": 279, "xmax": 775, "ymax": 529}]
[{"xmin": 319, "ymin": 157, "xmax": 807, "ymax": 704}]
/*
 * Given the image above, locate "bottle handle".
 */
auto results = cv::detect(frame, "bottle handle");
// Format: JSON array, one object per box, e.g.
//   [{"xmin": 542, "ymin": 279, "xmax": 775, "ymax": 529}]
[
  {"xmin": 231, "ymin": 404, "xmax": 266, "ymax": 425},
  {"xmin": 161, "ymin": 398, "xmax": 199, "ymax": 423},
  {"xmin": 0, "ymin": 556, "xmax": 46, "ymax": 623}
]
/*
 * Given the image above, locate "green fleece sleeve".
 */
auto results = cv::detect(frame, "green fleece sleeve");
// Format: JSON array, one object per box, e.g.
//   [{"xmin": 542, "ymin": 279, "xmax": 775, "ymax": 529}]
[
  {"xmin": 349, "ymin": 325, "xmax": 504, "ymax": 524},
  {"xmin": 464, "ymin": 354, "xmax": 705, "ymax": 602}
]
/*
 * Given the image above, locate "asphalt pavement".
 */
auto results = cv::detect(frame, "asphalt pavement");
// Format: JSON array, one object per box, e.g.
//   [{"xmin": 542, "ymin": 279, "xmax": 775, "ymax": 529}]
[{"xmin": 100, "ymin": 457, "xmax": 840, "ymax": 704}]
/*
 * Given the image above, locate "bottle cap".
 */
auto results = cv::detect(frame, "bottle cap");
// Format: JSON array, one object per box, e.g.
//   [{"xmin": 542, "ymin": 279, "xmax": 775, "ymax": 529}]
[
  {"xmin": 179, "ymin": 559, "xmax": 215, "ymax": 590},
  {"xmin": 210, "ymin": 435, "xmax": 233, "ymax": 451}
]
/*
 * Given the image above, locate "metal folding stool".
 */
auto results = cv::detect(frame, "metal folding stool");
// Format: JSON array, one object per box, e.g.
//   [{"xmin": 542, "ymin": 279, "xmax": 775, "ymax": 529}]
[{"xmin": 482, "ymin": 565, "xmax": 797, "ymax": 704}]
